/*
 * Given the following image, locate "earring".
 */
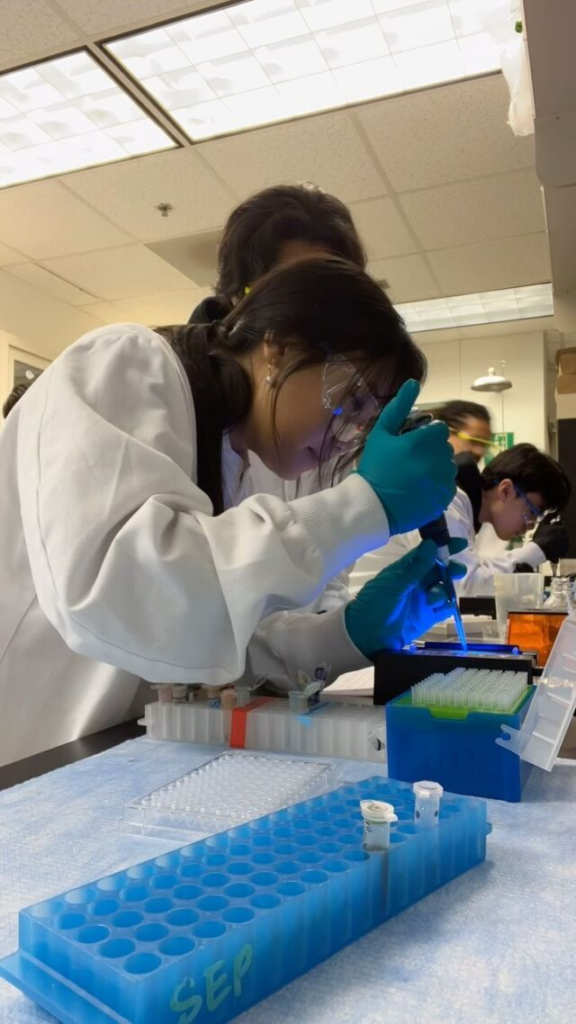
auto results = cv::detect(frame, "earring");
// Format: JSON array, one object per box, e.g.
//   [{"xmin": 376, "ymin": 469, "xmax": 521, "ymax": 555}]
[{"xmin": 265, "ymin": 363, "xmax": 275, "ymax": 387}]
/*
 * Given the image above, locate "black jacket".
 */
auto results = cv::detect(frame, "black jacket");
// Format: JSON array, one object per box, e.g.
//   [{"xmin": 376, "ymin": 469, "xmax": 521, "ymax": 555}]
[{"xmin": 455, "ymin": 452, "xmax": 483, "ymax": 534}]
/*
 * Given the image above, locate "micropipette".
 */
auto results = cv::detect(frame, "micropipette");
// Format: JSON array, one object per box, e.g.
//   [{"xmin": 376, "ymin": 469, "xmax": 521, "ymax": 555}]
[
  {"xmin": 420, "ymin": 513, "xmax": 468, "ymax": 653},
  {"xmin": 401, "ymin": 413, "xmax": 468, "ymax": 653}
]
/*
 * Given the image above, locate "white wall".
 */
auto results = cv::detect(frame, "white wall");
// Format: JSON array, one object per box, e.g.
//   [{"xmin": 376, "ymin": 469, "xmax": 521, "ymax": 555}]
[{"xmin": 417, "ymin": 330, "xmax": 548, "ymax": 450}]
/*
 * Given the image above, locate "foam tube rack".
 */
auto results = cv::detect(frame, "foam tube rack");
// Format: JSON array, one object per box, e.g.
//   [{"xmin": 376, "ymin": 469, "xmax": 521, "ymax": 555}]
[
  {"xmin": 141, "ymin": 698, "xmax": 385, "ymax": 761},
  {"xmin": 0, "ymin": 777, "xmax": 491, "ymax": 1024}
]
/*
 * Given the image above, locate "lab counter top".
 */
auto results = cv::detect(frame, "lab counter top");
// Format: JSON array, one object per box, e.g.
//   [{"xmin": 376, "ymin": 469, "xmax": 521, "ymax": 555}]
[{"xmin": 0, "ymin": 734, "xmax": 575, "ymax": 1024}]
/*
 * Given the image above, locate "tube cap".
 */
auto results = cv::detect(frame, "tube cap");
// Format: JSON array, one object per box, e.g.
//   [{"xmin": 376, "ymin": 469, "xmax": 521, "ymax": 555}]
[
  {"xmin": 413, "ymin": 780, "xmax": 443, "ymax": 800},
  {"xmin": 360, "ymin": 800, "xmax": 398, "ymax": 824}
]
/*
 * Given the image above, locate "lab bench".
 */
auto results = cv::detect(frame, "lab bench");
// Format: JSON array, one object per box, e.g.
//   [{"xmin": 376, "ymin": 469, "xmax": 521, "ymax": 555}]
[{"xmin": 0, "ymin": 730, "xmax": 575, "ymax": 1024}]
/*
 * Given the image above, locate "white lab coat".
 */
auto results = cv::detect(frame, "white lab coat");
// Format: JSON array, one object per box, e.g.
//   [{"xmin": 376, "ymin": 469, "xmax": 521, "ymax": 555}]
[
  {"xmin": 0, "ymin": 324, "xmax": 383, "ymax": 766},
  {"xmin": 350, "ymin": 488, "xmax": 545, "ymax": 597}
]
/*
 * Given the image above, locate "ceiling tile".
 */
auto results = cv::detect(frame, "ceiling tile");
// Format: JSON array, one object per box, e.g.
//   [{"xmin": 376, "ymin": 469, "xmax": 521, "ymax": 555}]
[
  {"xmin": 62, "ymin": 150, "xmax": 236, "ymax": 241},
  {"xmin": 53, "ymin": 0, "xmax": 196, "ymax": 35},
  {"xmin": 6, "ymin": 263, "xmax": 97, "ymax": 305},
  {"xmin": 77, "ymin": 301, "xmax": 127, "ymax": 325},
  {"xmin": 399, "ymin": 171, "xmax": 545, "ymax": 251},
  {"xmin": 0, "ymin": 241, "xmax": 25, "ymax": 266},
  {"xmin": 0, "ymin": 267, "xmax": 105, "ymax": 356},
  {"xmin": 350, "ymin": 197, "xmax": 416, "ymax": 259},
  {"xmin": 108, "ymin": 290, "xmax": 211, "ymax": 326},
  {"xmin": 147, "ymin": 232, "xmax": 219, "ymax": 288},
  {"xmin": 369, "ymin": 255, "xmax": 440, "ymax": 302},
  {"xmin": 0, "ymin": 0, "xmax": 79, "ymax": 70},
  {"xmin": 356, "ymin": 75, "xmax": 535, "ymax": 192},
  {"xmin": 41, "ymin": 245, "xmax": 195, "ymax": 300},
  {"xmin": 198, "ymin": 110, "xmax": 387, "ymax": 203},
  {"xmin": 427, "ymin": 233, "xmax": 551, "ymax": 295},
  {"xmin": 0, "ymin": 181, "xmax": 132, "ymax": 259}
]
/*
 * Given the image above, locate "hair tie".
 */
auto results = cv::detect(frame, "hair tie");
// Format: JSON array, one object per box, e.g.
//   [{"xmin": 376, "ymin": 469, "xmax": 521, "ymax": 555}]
[{"xmin": 208, "ymin": 321, "xmax": 229, "ymax": 346}]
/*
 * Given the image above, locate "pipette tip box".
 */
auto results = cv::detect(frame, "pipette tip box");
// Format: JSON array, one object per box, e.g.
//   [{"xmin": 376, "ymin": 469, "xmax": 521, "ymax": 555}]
[
  {"xmin": 0, "ymin": 777, "xmax": 491, "ymax": 1024},
  {"xmin": 386, "ymin": 669, "xmax": 535, "ymax": 802}
]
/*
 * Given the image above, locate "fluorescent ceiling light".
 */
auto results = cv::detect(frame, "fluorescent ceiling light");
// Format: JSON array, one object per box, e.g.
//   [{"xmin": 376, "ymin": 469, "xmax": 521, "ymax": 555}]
[
  {"xmin": 106, "ymin": 0, "xmax": 503, "ymax": 141},
  {"xmin": 0, "ymin": 51, "xmax": 175, "ymax": 189},
  {"xmin": 397, "ymin": 284, "xmax": 554, "ymax": 333}
]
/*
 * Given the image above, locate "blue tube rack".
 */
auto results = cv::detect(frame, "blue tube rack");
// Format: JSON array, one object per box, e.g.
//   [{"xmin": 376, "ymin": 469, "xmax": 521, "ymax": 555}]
[{"xmin": 0, "ymin": 777, "xmax": 491, "ymax": 1024}]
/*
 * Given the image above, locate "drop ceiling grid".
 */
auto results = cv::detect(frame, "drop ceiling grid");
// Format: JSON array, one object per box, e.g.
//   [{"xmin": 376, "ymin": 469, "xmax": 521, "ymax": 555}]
[
  {"xmin": 0, "ymin": 1, "xmax": 224, "ymax": 72},
  {"xmin": 0, "ymin": 0, "xmax": 550, "ymax": 314}
]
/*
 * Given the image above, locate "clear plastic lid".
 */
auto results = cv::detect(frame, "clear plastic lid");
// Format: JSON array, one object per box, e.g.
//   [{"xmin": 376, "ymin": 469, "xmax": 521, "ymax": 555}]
[{"xmin": 495, "ymin": 616, "xmax": 576, "ymax": 771}]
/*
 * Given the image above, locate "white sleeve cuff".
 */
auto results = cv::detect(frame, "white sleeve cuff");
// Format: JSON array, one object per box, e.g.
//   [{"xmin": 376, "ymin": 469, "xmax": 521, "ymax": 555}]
[
  {"xmin": 288, "ymin": 473, "xmax": 389, "ymax": 581},
  {"xmin": 270, "ymin": 604, "xmax": 371, "ymax": 688},
  {"xmin": 512, "ymin": 540, "xmax": 547, "ymax": 568}
]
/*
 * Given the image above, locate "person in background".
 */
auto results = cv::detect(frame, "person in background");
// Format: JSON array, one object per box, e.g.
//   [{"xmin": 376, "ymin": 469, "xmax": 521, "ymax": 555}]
[
  {"xmin": 434, "ymin": 399, "xmax": 508, "ymax": 556},
  {"xmin": 0, "ymin": 257, "xmax": 461, "ymax": 765},
  {"xmin": 187, "ymin": 182, "xmax": 370, "ymax": 684},
  {"xmin": 2, "ymin": 382, "xmax": 30, "ymax": 420},
  {"xmin": 435, "ymin": 400, "xmax": 493, "ymax": 465},
  {"xmin": 189, "ymin": 182, "xmax": 367, "ymax": 326},
  {"xmin": 351, "ymin": 442, "xmax": 570, "ymax": 598}
]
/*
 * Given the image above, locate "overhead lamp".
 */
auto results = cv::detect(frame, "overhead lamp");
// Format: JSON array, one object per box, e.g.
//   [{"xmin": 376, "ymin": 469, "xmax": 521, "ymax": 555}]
[
  {"xmin": 471, "ymin": 362, "xmax": 512, "ymax": 393},
  {"xmin": 396, "ymin": 284, "xmax": 553, "ymax": 334},
  {"xmin": 0, "ymin": 51, "xmax": 175, "ymax": 189},
  {"xmin": 105, "ymin": 0, "xmax": 505, "ymax": 142}
]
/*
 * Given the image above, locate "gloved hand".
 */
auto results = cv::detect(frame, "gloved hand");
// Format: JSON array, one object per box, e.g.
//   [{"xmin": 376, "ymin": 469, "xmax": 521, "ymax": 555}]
[
  {"xmin": 357, "ymin": 379, "xmax": 456, "ymax": 535},
  {"xmin": 345, "ymin": 538, "xmax": 467, "ymax": 659},
  {"xmin": 532, "ymin": 513, "xmax": 570, "ymax": 563}
]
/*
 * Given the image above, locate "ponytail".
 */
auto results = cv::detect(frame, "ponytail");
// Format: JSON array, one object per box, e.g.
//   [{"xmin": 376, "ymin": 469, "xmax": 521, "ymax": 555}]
[{"xmin": 158, "ymin": 323, "xmax": 251, "ymax": 515}]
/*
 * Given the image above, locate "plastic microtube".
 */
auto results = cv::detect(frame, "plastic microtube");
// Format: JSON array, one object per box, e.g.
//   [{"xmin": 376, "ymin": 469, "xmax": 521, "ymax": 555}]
[
  {"xmin": 360, "ymin": 800, "xmax": 398, "ymax": 851},
  {"xmin": 413, "ymin": 780, "xmax": 443, "ymax": 829},
  {"xmin": 171, "ymin": 684, "xmax": 188, "ymax": 704}
]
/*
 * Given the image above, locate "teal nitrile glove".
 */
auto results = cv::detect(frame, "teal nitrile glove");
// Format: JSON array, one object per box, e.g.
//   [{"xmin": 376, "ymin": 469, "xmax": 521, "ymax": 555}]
[
  {"xmin": 357, "ymin": 379, "xmax": 457, "ymax": 535},
  {"xmin": 344, "ymin": 538, "xmax": 468, "ymax": 660}
]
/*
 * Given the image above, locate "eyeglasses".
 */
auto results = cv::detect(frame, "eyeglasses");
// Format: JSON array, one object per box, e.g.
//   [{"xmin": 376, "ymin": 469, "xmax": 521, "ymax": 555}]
[
  {"xmin": 514, "ymin": 485, "xmax": 545, "ymax": 526},
  {"xmin": 322, "ymin": 356, "xmax": 381, "ymax": 448}
]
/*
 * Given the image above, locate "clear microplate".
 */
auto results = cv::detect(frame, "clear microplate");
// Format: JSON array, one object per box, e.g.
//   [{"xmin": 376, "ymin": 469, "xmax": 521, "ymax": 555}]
[{"xmin": 124, "ymin": 752, "xmax": 334, "ymax": 839}]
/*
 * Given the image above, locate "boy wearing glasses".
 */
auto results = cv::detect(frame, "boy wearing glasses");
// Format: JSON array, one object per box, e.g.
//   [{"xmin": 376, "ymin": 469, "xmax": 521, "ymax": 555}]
[{"xmin": 351, "ymin": 443, "xmax": 571, "ymax": 597}]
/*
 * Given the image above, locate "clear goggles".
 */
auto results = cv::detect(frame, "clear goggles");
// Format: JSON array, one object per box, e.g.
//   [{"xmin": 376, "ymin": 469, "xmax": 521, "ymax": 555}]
[
  {"xmin": 322, "ymin": 356, "xmax": 382, "ymax": 448},
  {"xmin": 514, "ymin": 485, "xmax": 546, "ymax": 527}
]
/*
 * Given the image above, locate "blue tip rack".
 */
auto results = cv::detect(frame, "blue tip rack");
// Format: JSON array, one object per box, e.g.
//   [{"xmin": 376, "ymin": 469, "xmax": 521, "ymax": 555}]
[{"xmin": 0, "ymin": 777, "xmax": 491, "ymax": 1024}]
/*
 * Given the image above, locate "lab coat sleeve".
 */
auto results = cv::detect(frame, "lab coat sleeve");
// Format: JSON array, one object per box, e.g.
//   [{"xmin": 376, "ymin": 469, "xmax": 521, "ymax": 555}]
[
  {"xmin": 18, "ymin": 324, "xmax": 389, "ymax": 685},
  {"xmin": 348, "ymin": 531, "xmax": 420, "ymax": 596},
  {"xmin": 444, "ymin": 494, "xmax": 546, "ymax": 597},
  {"xmin": 240, "ymin": 459, "xmax": 368, "ymax": 692},
  {"xmin": 241, "ymin": 572, "xmax": 370, "ymax": 694}
]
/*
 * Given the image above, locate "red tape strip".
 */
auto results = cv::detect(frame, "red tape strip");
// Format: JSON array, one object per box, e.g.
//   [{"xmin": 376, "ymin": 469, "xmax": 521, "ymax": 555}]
[{"xmin": 230, "ymin": 697, "xmax": 273, "ymax": 749}]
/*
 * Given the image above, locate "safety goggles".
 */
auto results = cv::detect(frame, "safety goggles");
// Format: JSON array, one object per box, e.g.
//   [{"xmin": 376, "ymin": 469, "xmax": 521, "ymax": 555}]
[
  {"xmin": 322, "ymin": 356, "xmax": 381, "ymax": 447},
  {"xmin": 514, "ymin": 485, "xmax": 545, "ymax": 526},
  {"xmin": 452, "ymin": 430, "xmax": 493, "ymax": 450}
]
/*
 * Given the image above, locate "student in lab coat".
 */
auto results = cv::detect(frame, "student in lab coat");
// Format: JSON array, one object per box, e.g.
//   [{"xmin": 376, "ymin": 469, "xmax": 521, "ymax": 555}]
[
  {"xmin": 351, "ymin": 442, "xmax": 570, "ymax": 598},
  {"xmin": 0, "ymin": 257, "xmax": 462, "ymax": 765},
  {"xmin": 186, "ymin": 184, "xmax": 368, "ymax": 675},
  {"xmin": 434, "ymin": 399, "xmax": 511, "ymax": 558},
  {"xmin": 189, "ymin": 182, "xmax": 367, "ymax": 326}
]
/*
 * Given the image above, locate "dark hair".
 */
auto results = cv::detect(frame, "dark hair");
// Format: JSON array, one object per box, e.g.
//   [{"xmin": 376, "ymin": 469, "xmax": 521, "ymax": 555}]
[
  {"xmin": 435, "ymin": 400, "xmax": 491, "ymax": 432},
  {"xmin": 2, "ymin": 382, "xmax": 29, "ymax": 419},
  {"xmin": 159, "ymin": 257, "xmax": 425, "ymax": 514},
  {"xmin": 215, "ymin": 184, "xmax": 367, "ymax": 307},
  {"xmin": 481, "ymin": 443, "xmax": 571, "ymax": 512}
]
